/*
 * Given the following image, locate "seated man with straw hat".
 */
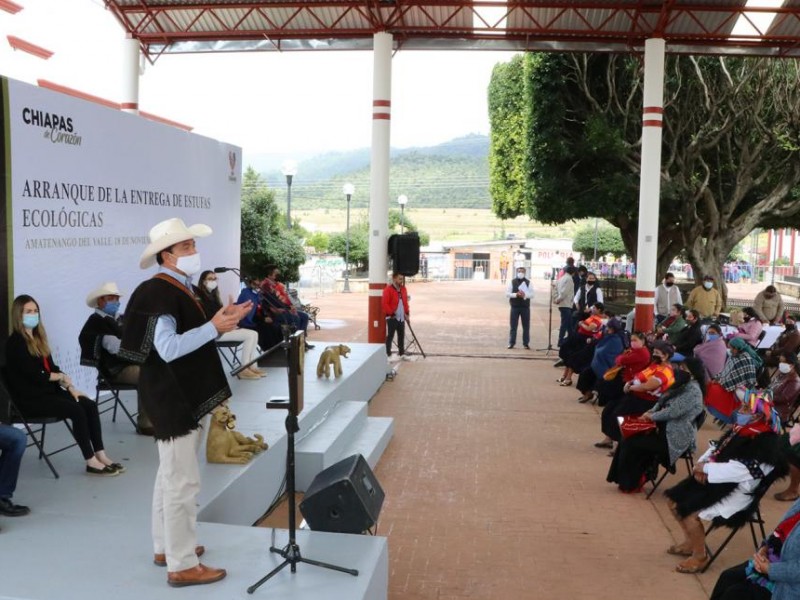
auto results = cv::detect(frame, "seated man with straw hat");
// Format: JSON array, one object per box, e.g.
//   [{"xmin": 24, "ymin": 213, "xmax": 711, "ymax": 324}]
[{"xmin": 79, "ymin": 281, "xmax": 153, "ymax": 436}]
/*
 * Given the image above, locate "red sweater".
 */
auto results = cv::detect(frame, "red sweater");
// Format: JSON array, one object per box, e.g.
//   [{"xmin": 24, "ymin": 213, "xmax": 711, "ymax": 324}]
[{"xmin": 382, "ymin": 284, "xmax": 409, "ymax": 319}]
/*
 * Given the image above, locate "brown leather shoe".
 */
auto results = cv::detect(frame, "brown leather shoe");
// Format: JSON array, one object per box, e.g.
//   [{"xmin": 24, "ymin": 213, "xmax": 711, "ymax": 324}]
[
  {"xmin": 167, "ymin": 563, "xmax": 226, "ymax": 587},
  {"xmin": 153, "ymin": 545, "xmax": 205, "ymax": 567}
]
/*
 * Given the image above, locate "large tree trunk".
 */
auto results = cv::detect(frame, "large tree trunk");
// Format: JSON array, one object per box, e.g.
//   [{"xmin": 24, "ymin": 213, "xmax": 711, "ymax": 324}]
[{"xmin": 683, "ymin": 236, "xmax": 735, "ymax": 307}]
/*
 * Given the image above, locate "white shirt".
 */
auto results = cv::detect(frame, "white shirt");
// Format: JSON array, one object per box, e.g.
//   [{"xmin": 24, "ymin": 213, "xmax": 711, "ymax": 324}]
[{"xmin": 506, "ymin": 277, "xmax": 533, "ymax": 301}]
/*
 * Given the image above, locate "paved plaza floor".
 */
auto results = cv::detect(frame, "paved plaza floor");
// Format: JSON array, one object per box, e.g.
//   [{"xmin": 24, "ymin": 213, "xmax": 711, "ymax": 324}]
[{"xmin": 286, "ymin": 278, "xmax": 791, "ymax": 599}]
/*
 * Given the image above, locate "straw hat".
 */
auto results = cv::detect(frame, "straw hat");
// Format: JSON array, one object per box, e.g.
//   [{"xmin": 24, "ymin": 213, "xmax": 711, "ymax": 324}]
[
  {"xmin": 86, "ymin": 282, "xmax": 124, "ymax": 308},
  {"xmin": 139, "ymin": 217, "xmax": 212, "ymax": 269}
]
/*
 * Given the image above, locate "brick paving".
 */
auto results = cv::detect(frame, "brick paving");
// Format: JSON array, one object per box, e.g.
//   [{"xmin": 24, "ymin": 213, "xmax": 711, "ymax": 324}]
[{"xmin": 269, "ymin": 278, "xmax": 793, "ymax": 600}]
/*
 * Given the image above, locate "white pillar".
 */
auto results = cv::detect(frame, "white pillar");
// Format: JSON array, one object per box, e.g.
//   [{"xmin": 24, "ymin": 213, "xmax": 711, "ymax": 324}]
[
  {"xmin": 121, "ymin": 35, "xmax": 140, "ymax": 114},
  {"xmin": 633, "ymin": 38, "xmax": 666, "ymax": 333},
  {"xmin": 368, "ymin": 31, "xmax": 392, "ymax": 343}
]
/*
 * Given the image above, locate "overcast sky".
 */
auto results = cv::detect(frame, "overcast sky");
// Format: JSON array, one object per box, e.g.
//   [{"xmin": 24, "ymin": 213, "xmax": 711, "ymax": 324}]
[{"xmin": 1, "ymin": 0, "xmax": 518, "ymax": 161}]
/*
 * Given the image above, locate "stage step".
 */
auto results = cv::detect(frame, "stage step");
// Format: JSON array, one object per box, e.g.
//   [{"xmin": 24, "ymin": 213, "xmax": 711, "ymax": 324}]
[
  {"xmin": 338, "ymin": 416, "xmax": 394, "ymax": 472},
  {"xmin": 296, "ymin": 400, "xmax": 368, "ymax": 491}
]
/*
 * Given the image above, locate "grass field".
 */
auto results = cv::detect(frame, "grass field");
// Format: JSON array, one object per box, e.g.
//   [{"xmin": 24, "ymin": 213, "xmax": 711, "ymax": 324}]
[{"xmin": 295, "ymin": 207, "xmax": 592, "ymax": 243}]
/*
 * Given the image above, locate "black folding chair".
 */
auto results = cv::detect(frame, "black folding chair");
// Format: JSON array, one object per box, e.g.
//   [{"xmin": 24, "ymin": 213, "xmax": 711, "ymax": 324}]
[
  {"xmin": 647, "ymin": 411, "xmax": 705, "ymax": 499},
  {"xmin": 94, "ymin": 373, "xmax": 138, "ymax": 430},
  {"xmin": 702, "ymin": 502, "xmax": 767, "ymax": 573},
  {"xmin": 216, "ymin": 340, "xmax": 243, "ymax": 371},
  {"xmin": 0, "ymin": 368, "xmax": 76, "ymax": 479}
]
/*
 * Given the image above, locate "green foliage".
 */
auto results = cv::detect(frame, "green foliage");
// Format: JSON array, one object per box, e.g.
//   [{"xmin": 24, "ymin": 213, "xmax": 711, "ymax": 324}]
[
  {"xmin": 240, "ymin": 166, "xmax": 306, "ymax": 282},
  {"xmin": 328, "ymin": 222, "xmax": 369, "ymax": 271},
  {"xmin": 572, "ymin": 224, "xmax": 626, "ymax": 258},
  {"xmin": 305, "ymin": 231, "xmax": 330, "ymax": 253}
]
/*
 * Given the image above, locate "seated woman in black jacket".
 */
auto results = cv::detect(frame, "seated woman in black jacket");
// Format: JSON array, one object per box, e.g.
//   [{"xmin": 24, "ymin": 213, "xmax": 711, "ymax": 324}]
[{"xmin": 4, "ymin": 295, "xmax": 122, "ymax": 477}]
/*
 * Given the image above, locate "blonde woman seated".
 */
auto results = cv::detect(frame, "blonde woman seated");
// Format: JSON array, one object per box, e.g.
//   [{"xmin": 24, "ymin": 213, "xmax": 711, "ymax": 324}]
[
  {"xmin": 196, "ymin": 270, "xmax": 265, "ymax": 380},
  {"xmin": 4, "ymin": 295, "xmax": 123, "ymax": 476}
]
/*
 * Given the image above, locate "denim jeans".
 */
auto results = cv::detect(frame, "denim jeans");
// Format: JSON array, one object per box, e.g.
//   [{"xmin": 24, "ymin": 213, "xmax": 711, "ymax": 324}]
[{"xmin": 0, "ymin": 424, "xmax": 26, "ymax": 499}]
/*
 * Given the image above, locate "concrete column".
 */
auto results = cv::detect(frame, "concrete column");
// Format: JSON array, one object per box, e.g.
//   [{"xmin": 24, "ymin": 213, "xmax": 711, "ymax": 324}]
[
  {"xmin": 368, "ymin": 31, "xmax": 392, "ymax": 343},
  {"xmin": 633, "ymin": 38, "xmax": 666, "ymax": 334},
  {"xmin": 121, "ymin": 35, "xmax": 140, "ymax": 114}
]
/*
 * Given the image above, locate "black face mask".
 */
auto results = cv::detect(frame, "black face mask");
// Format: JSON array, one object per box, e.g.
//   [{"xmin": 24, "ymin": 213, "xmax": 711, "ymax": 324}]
[
  {"xmin": 665, "ymin": 281, "xmax": 674, "ymax": 287},
  {"xmin": 587, "ymin": 280, "xmax": 596, "ymax": 286},
  {"xmin": 652, "ymin": 355, "xmax": 663, "ymax": 364}
]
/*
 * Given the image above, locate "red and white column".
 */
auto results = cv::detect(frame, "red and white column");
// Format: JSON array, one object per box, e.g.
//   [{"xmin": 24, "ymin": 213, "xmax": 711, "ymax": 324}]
[
  {"xmin": 368, "ymin": 31, "xmax": 392, "ymax": 343},
  {"xmin": 121, "ymin": 34, "xmax": 140, "ymax": 114},
  {"xmin": 633, "ymin": 38, "xmax": 666, "ymax": 333}
]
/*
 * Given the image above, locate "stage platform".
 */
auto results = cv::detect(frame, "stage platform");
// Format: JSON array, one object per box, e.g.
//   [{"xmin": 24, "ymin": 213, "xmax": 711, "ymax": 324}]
[{"xmin": 0, "ymin": 343, "xmax": 391, "ymax": 600}]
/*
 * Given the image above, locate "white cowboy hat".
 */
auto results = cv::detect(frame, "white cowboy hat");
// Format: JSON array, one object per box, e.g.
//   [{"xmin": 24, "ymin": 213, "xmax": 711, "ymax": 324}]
[
  {"xmin": 86, "ymin": 282, "xmax": 124, "ymax": 308},
  {"xmin": 139, "ymin": 217, "xmax": 212, "ymax": 269}
]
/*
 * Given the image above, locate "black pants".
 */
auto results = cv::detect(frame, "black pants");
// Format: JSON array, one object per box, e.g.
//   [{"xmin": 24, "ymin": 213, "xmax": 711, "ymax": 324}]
[
  {"xmin": 711, "ymin": 563, "xmax": 771, "ymax": 600},
  {"xmin": 386, "ymin": 317, "xmax": 405, "ymax": 356},
  {"xmin": 607, "ymin": 428, "xmax": 669, "ymax": 491},
  {"xmin": 19, "ymin": 391, "xmax": 105, "ymax": 460},
  {"xmin": 576, "ymin": 368, "xmax": 598, "ymax": 394},
  {"xmin": 509, "ymin": 306, "xmax": 530, "ymax": 346}
]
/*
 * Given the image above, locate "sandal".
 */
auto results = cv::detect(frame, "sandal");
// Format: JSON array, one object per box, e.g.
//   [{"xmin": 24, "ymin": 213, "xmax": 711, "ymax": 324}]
[
  {"xmin": 556, "ymin": 377, "xmax": 566, "ymax": 384},
  {"xmin": 774, "ymin": 491, "xmax": 800, "ymax": 502},
  {"xmin": 559, "ymin": 379, "xmax": 572, "ymax": 387},
  {"xmin": 675, "ymin": 555, "xmax": 709, "ymax": 574},
  {"xmin": 667, "ymin": 544, "xmax": 693, "ymax": 557}
]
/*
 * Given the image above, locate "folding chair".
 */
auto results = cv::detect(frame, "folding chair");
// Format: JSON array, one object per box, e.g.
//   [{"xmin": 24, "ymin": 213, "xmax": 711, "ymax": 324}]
[
  {"xmin": 216, "ymin": 340, "xmax": 243, "ymax": 371},
  {"xmin": 288, "ymin": 289, "xmax": 321, "ymax": 330},
  {"xmin": 701, "ymin": 501, "xmax": 767, "ymax": 573},
  {"xmin": 94, "ymin": 373, "xmax": 138, "ymax": 430},
  {"xmin": 647, "ymin": 411, "xmax": 705, "ymax": 499},
  {"xmin": 0, "ymin": 369, "xmax": 76, "ymax": 479}
]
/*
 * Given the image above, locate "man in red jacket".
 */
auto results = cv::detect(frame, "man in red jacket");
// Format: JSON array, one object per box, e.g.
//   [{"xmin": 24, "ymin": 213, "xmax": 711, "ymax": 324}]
[{"xmin": 382, "ymin": 272, "xmax": 410, "ymax": 357}]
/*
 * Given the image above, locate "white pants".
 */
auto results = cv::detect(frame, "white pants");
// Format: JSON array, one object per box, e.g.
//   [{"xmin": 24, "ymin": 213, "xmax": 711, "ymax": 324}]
[
  {"xmin": 218, "ymin": 328, "xmax": 259, "ymax": 365},
  {"xmin": 152, "ymin": 426, "xmax": 203, "ymax": 572}
]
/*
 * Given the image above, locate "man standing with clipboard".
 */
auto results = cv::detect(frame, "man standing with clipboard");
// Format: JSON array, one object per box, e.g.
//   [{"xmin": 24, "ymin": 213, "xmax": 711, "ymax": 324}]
[{"xmin": 507, "ymin": 266, "xmax": 533, "ymax": 349}]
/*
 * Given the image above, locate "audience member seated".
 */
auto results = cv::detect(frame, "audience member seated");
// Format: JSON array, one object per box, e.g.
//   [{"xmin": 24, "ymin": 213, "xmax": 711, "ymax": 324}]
[
  {"xmin": 770, "ymin": 352, "xmax": 800, "ymax": 425},
  {"xmin": 607, "ymin": 357, "xmax": 705, "ymax": 493},
  {"xmin": 557, "ymin": 302, "xmax": 605, "ymax": 387},
  {"xmin": 237, "ymin": 276, "xmax": 282, "ymax": 351},
  {"xmin": 196, "ymin": 271, "xmax": 264, "ymax": 380},
  {"xmin": 576, "ymin": 318, "xmax": 626, "ymax": 404},
  {"xmin": 665, "ymin": 395, "xmax": 787, "ymax": 574},
  {"xmin": 671, "ymin": 309, "xmax": 704, "ymax": 358},
  {"xmin": 5, "ymin": 295, "xmax": 123, "ymax": 477},
  {"xmin": 595, "ymin": 332, "xmax": 651, "ymax": 422},
  {"xmin": 260, "ymin": 265, "xmax": 314, "ymax": 350},
  {"xmin": 765, "ymin": 313, "xmax": 800, "ymax": 368},
  {"xmin": 658, "ymin": 304, "xmax": 687, "ymax": 341},
  {"xmin": 705, "ymin": 337, "xmax": 762, "ymax": 424},
  {"xmin": 598, "ymin": 341, "xmax": 675, "ymax": 447},
  {"xmin": 694, "ymin": 324, "xmax": 729, "ymax": 381},
  {"xmin": 0, "ymin": 423, "xmax": 30, "ymax": 525},
  {"xmin": 732, "ymin": 307, "xmax": 765, "ymax": 346},
  {"xmin": 775, "ymin": 424, "xmax": 800, "ymax": 503},
  {"xmin": 711, "ymin": 491, "xmax": 800, "ymax": 598},
  {"xmin": 78, "ymin": 282, "xmax": 153, "ymax": 435},
  {"xmin": 753, "ymin": 284, "xmax": 785, "ymax": 325}
]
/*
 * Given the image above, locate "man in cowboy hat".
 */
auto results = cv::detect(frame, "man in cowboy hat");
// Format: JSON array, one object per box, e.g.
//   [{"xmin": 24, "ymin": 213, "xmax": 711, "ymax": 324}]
[
  {"xmin": 78, "ymin": 282, "xmax": 153, "ymax": 436},
  {"xmin": 120, "ymin": 218, "xmax": 252, "ymax": 588}
]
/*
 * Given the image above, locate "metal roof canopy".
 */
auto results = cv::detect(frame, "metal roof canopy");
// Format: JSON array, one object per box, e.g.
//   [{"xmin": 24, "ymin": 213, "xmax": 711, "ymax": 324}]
[{"xmin": 103, "ymin": 0, "xmax": 800, "ymax": 61}]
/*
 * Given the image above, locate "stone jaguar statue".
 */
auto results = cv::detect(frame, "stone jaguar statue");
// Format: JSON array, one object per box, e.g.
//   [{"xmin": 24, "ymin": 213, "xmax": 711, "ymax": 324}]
[
  {"xmin": 206, "ymin": 405, "xmax": 268, "ymax": 464},
  {"xmin": 316, "ymin": 344, "xmax": 351, "ymax": 379}
]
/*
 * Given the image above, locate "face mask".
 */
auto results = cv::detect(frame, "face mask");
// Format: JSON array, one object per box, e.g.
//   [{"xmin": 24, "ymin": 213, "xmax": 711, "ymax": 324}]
[
  {"xmin": 517, "ymin": 272, "xmax": 525, "ymax": 279},
  {"xmin": 706, "ymin": 334, "xmax": 720, "ymax": 342},
  {"xmin": 744, "ymin": 316, "xmax": 751, "ymax": 322},
  {"xmin": 779, "ymin": 363, "xmax": 794, "ymax": 375},
  {"xmin": 665, "ymin": 281, "xmax": 674, "ymax": 287},
  {"xmin": 205, "ymin": 281, "xmax": 218, "ymax": 292},
  {"xmin": 587, "ymin": 280, "xmax": 596, "ymax": 286},
  {"xmin": 703, "ymin": 282, "xmax": 713, "ymax": 290},
  {"xmin": 734, "ymin": 411, "xmax": 755, "ymax": 427},
  {"xmin": 652, "ymin": 355, "xmax": 663, "ymax": 364},
  {"xmin": 22, "ymin": 314, "xmax": 39, "ymax": 329},
  {"xmin": 630, "ymin": 341, "xmax": 643, "ymax": 349},
  {"xmin": 174, "ymin": 253, "xmax": 202, "ymax": 276},
  {"xmin": 101, "ymin": 301, "xmax": 120, "ymax": 317},
  {"xmin": 790, "ymin": 423, "xmax": 800, "ymax": 447}
]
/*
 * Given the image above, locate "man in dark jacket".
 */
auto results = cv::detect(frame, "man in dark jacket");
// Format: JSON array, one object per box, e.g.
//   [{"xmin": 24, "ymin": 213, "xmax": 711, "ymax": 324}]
[{"xmin": 506, "ymin": 266, "xmax": 533, "ymax": 349}]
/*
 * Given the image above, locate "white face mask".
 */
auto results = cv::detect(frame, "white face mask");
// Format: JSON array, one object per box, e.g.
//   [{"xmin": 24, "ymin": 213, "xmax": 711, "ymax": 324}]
[
  {"xmin": 779, "ymin": 362, "xmax": 793, "ymax": 375},
  {"xmin": 175, "ymin": 253, "xmax": 202, "ymax": 276},
  {"xmin": 205, "ymin": 280, "xmax": 218, "ymax": 292},
  {"xmin": 517, "ymin": 272, "xmax": 525, "ymax": 279},
  {"xmin": 703, "ymin": 282, "xmax": 713, "ymax": 290}
]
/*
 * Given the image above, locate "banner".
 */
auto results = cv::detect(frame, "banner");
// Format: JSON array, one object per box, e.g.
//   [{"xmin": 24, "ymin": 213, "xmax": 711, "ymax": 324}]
[{"xmin": 2, "ymin": 76, "xmax": 242, "ymax": 391}]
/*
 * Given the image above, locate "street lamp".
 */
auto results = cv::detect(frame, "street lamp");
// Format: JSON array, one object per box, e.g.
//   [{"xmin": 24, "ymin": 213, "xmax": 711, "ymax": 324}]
[
  {"xmin": 397, "ymin": 194, "xmax": 408, "ymax": 234},
  {"xmin": 281, "ymin": 159, "xmax": 298, "ymax": 229},
  {"xmin": 343, "ymin": 182, "xmax": 354, "ymax": 293}
]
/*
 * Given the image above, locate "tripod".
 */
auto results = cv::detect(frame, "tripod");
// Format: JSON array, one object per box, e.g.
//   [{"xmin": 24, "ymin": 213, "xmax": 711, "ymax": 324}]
[
  {"xmin": 391, "ymin": 319, "xmax": 426, "ymax": 358},
  {"xmin": 537, "ymin": 280, "xmax": 556, "ymax": 356},
  {"xmin": 246, "ymin": 333, "xmax": 358, "ymax": 595}
]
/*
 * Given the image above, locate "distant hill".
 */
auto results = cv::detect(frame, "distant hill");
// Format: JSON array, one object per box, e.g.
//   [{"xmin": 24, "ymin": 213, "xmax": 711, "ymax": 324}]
[{"xmin": 255, "ymin": 134, "xmax": 490, "ymax": 209}]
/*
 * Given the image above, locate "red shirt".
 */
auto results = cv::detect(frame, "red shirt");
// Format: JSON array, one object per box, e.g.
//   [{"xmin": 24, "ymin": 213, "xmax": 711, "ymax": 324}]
[
  {"xmin": 615, "ymin": 346, "xmax": 651, "ymax": 382},
  {"xmin": 382, "ymin": 284, "xmax": 409, "ymax": 319}
]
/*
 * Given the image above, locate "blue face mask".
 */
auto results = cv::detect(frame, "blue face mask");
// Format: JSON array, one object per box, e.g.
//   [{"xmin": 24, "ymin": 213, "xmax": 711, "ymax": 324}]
[
  {"xmin": 22, "ymin": 314, "xmax": 39, "ymax": 329},
  {"xmin": 734, "ymin": 411, "xmax": 755, "ymax": 426},
  {"xmin": 707, "ymin": 334, "xmax": 720, "ymax": 342},
  {"xmin": 101, "ymin": 301, "xmax": 120, "ymax": 317}
]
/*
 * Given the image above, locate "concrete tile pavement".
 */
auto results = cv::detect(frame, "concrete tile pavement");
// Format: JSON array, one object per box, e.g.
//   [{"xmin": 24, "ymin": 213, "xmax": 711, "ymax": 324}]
[{"xmin": 288, "ymin": 279, "xmax": 792, "ymax": 599}]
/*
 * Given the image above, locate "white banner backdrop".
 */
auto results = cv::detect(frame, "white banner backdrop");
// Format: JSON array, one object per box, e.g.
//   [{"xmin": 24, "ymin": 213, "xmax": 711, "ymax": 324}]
[{"xmin": 5, "ymin": 77, "xmax": 242, "ymax": 391}]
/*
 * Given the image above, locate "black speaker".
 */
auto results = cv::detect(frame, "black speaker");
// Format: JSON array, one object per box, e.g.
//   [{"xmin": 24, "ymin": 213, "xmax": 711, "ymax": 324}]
[
  {"xmin": 388, "ymin": 232, "xmax": 420, "ymax": 276},
  {"xmin": 299, "ymin": 454, "xmax": 385, "ymax": 534}
]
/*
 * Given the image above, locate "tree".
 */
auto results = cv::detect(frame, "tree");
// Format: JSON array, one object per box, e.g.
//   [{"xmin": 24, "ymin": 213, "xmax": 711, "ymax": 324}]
[
  {"xmin": 240, "ymin": 166, "xmax": 306, "ymax": 281},
  {"xmin": 572, "ymin": 224, "xmax": 626, "ymax": 259},
  {"xmin": 488, "ymin": 54, "xmax": 800, "ymax": 300},
  {"xmin": 305, "ymin": 231, "xmax": 330, "ymax": 254},
  {"xmin": 328, "ymin": 221, "xmax": 369, "ymax": 271}
]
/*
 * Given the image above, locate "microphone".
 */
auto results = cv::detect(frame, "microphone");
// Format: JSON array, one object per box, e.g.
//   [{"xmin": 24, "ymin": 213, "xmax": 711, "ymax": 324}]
[{"xmin": 214, "ymin": 267, "xmax": 234, "ymax": 273}]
